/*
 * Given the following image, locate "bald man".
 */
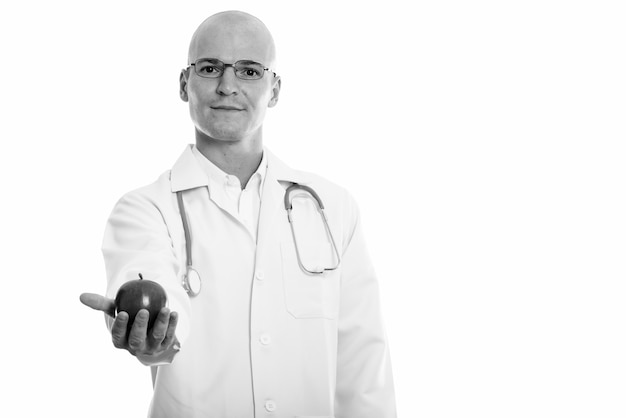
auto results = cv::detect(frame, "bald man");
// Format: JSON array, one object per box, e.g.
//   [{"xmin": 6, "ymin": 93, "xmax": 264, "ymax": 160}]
[{"xmin": 81, "ymin": 11, "xmax": 396, "ymax": 417}]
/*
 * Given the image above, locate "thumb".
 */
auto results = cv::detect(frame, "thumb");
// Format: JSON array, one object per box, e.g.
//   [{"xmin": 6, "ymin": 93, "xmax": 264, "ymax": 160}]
[{"xmin": 80, "ymin": 293, "xmax": 116, "ymax": 317}]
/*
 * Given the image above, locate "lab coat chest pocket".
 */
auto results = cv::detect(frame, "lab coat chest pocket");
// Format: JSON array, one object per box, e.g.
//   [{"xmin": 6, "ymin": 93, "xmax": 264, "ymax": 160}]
[{"xmin": 280, "ymin": 240, "xmax": 340, "ymax": 319}]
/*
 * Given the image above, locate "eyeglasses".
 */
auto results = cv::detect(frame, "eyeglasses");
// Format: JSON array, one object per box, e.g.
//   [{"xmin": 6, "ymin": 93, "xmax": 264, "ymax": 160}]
[{"xmin": 187, "ymin": 58, "xmax": 277, "ymax": 80}]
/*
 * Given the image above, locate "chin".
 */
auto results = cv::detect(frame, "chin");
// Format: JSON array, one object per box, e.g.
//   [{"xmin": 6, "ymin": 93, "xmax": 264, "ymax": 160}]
[
  {"xmin": 212, "ymin": 126, "xmax": 247, "ymax": 141},
  {"xmin": 198, "ymin": 125, "xmax": 246, "ymax": 142}
]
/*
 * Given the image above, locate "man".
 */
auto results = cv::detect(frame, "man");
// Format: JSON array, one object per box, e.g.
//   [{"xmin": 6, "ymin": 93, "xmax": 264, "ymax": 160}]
[{"xmin": 81, "ymin": 10, "xmax": 396, "ymax": 417}]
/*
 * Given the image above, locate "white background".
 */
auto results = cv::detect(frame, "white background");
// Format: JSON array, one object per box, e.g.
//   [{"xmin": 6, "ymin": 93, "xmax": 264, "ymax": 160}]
[{"xmin": 1, "ymin": 0, "xmax": 625, "ymax": 417}]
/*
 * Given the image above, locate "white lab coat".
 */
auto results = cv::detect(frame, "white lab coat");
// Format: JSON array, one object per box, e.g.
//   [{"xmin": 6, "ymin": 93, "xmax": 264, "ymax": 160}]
[{"xmin": 102, "ymin": 145, "xmax": 396, "ymax": 418}]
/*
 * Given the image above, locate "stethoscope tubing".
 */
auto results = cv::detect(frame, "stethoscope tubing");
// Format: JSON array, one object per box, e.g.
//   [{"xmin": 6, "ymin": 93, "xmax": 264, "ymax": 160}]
[
  {"xmin": 176, "ymin": 182, "xmax": 341, "ymax": 296},
  {"xmin": 177, "ymin": 191, "xmax": 202, "ymax": 296},
  {"xmin": 176, "ymin": 191, "xmax": 193, "ymax": 268},
  {"xmin": 284, "ymin": 183, "xmax": 341, "ymax": 275}
]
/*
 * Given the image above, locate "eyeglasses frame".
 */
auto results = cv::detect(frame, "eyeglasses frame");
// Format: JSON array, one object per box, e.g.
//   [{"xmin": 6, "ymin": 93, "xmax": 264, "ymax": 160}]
[{"xmin": 185, "ymin": 58, "xmax": 278, "ymax": 80}]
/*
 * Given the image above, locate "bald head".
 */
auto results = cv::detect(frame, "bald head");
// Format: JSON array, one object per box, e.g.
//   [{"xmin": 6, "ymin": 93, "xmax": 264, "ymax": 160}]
[{"xmin": 188, "ymin": 11, "xmax": 276, "ymax": 69}]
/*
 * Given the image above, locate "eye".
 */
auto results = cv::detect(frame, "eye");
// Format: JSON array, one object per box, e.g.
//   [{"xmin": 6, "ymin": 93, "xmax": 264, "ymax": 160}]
[
  {"xmin": 195, "ymin": 61, "xmax": 222, "ymax": 77},
  {"xmin": 199, "ymin": 66, "xmax": 217, "ymax": 74},
  {"xmin": 236, "ymin": 65, "xmax": 263, "ymax": 80}
]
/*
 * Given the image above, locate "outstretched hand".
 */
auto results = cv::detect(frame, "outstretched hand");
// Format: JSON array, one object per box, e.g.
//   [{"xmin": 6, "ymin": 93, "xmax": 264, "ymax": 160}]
[{"xmin": 80, "ymin": 293, "xmax": 180, "ymax": 359}]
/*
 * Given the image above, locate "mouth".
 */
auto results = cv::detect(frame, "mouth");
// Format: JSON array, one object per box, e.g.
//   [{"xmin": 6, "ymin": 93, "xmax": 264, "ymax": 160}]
[{"xmin": 211, "ymin": 105, "xmax": 244, "ymax": 111}]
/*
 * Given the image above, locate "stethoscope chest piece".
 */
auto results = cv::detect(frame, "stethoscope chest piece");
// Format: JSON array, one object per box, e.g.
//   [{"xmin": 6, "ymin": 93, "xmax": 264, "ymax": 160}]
[{"xmin": 183, "ymin": 267, "xmax": 202, "ymax": 297}]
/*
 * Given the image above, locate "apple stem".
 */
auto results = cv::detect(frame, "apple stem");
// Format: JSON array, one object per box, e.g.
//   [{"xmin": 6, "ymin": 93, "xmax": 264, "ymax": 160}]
[{"xmin": 138, "ymin": 273, "xmax": 144, "ymax": 280}]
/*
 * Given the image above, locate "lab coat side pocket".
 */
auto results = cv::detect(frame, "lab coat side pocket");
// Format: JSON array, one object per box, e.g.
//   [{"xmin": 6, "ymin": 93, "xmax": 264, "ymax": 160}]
[{"xmin": 280, "ymin": 241, "xmax": 340, "ymax": 319}]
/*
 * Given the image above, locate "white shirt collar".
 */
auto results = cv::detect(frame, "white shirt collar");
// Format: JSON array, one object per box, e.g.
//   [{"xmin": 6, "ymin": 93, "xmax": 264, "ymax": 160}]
[{"xmin": 191, "ymin": 144, "xmax": 267, "ymax": 194}]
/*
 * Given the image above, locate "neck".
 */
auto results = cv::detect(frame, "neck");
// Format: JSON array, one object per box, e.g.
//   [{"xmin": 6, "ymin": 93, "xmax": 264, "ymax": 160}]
[{"xmin": 195, "ymin": 130, "xmax": 264, "ymax": 189}]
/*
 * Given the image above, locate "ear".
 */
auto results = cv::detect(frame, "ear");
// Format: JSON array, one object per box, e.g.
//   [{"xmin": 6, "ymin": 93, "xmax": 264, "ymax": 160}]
[
  {"xmin": 268, "ymin": 76, "xmax": 281, "ymax": 108},
  {"xmin": 179, "ymin": 69, "xmax": 189, "ymax": 102}
]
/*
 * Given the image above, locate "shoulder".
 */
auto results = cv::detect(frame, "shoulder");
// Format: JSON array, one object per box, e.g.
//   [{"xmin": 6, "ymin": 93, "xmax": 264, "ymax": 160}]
[
  {"xmin": 291, "ymin": 168, "xmax": 352, "ymax": 204},
  {"xmin": 105, "ymin": 170, "xmax": 177, "ymax": 228},
  {"xmin": 114, "ymin": 144, "xmax": 203, "ymax": 207},
  {"xmin": 115, "ymin": 170, "xmax": 173, "ymax": 207},
  {"xmin": 268, "ymin": 150, "xmax": 360, "ymax": 233},
  {"xmin": 279, "ymin": 165, "xmax": 363, "ymax": 249},
  {"xmin": 267, "ymin": 148, "xmax": 355, "ymax": 206}
]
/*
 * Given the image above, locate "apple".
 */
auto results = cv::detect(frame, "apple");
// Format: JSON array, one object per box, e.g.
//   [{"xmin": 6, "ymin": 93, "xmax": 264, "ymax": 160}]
[{"xmin": 115, "ymin": 273, "xmax": 168, "ymax": 333}]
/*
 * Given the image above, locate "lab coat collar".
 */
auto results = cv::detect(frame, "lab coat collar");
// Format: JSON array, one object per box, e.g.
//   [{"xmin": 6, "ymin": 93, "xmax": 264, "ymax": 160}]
[
  {"xmin": 264, "ymin": 148, "xmax": 312, "ymax": 187},
  {"xmin": 170, "ymin": 145, "xmax": 209, "ymax": 192},
  {"xmin": 170, "ymin": 144, "xmax": 311, "ymax": 192}
]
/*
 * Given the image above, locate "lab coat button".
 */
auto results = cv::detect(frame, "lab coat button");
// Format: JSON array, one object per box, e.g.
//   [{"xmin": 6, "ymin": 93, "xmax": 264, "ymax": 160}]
[
  {"xmin": 255, "ymin": 270, "xmax": 265, "ymax": 281},
  {"xmin": 259, "ymin": 334, "xmax": 271, "ymax": 345},
  {"xmin": 264, "ymin": 400, "xmax": 276, "ymax": 412}
]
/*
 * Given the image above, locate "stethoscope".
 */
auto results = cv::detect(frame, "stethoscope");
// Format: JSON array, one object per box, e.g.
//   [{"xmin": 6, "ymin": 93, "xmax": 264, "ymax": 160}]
[{"xmin": 177, "ymin": 182, "xmax": 341, "ymax": 297}]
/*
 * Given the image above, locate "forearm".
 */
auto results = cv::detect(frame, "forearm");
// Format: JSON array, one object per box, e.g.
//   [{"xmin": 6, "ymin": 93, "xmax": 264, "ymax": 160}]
[
  {"xmin": 101, "ymin": 192, "xmax": 192, "ymax": 364},
  {"xmin": 334, "ymin": 202, "xmax": 397, "ymax": 416}
]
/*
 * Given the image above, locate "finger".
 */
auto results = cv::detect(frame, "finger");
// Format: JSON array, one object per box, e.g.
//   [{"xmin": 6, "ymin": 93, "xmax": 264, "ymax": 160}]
[
  {"xmin": 111, "ymin": 312, "xmax": 129, "ymax": 349},
  {"xmin": 161, "ymin": 311, "xmax": 179, "ymax": 348},
  {"xmin": 149, "ymin": 307, "xmax": 171, "ymax": 346},
  {"xmin": 127, "ymin": 309, "xmax": 149, "ymax": 353},
  {"xmin": 80, "ymin": 293, "xmax": 116, "ymax": 317}
]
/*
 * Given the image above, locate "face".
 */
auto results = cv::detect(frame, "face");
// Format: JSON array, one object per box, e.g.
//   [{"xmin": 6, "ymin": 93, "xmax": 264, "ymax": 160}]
[{"xmin": 180, "ymin": 16, "xmax": 281, "ymax": 144}]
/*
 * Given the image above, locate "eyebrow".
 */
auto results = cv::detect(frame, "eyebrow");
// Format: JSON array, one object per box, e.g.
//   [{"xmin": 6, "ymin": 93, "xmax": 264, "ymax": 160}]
[{"xmin": 235, "ymin": 59, "xmax": 261, "ymax": 64}]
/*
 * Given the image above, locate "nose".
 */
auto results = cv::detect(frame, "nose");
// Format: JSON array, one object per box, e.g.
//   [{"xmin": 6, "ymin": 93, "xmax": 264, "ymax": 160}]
[{"xmin": 216, "ymin": 66, "xmax": 239, "ymax": 96}]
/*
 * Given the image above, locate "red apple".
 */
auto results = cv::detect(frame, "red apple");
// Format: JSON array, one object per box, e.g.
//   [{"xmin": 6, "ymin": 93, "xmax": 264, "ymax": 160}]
[{"xmin": 115, "ymin": 273, "xmax": 167, "ymax": 333}]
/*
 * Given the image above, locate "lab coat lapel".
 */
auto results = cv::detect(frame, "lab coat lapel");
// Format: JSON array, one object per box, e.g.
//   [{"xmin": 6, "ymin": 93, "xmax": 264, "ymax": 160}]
[
  {"xmin": 256, "ymin": 170, "xmax": 283, "ymax": 259},
  {"xmin": 256, "ymin": 149, "xmax": 310, "ymax": 258}
]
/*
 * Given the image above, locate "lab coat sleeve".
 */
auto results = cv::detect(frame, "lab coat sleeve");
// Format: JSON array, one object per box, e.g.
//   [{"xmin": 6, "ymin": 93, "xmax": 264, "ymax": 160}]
[
  {"xmin": 101, "ymin": 189, "xmax": 191, "ymax": 366},
  {"xmin": 334, "ymin": 191, "xmax": 397, "ymax": 417}
]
